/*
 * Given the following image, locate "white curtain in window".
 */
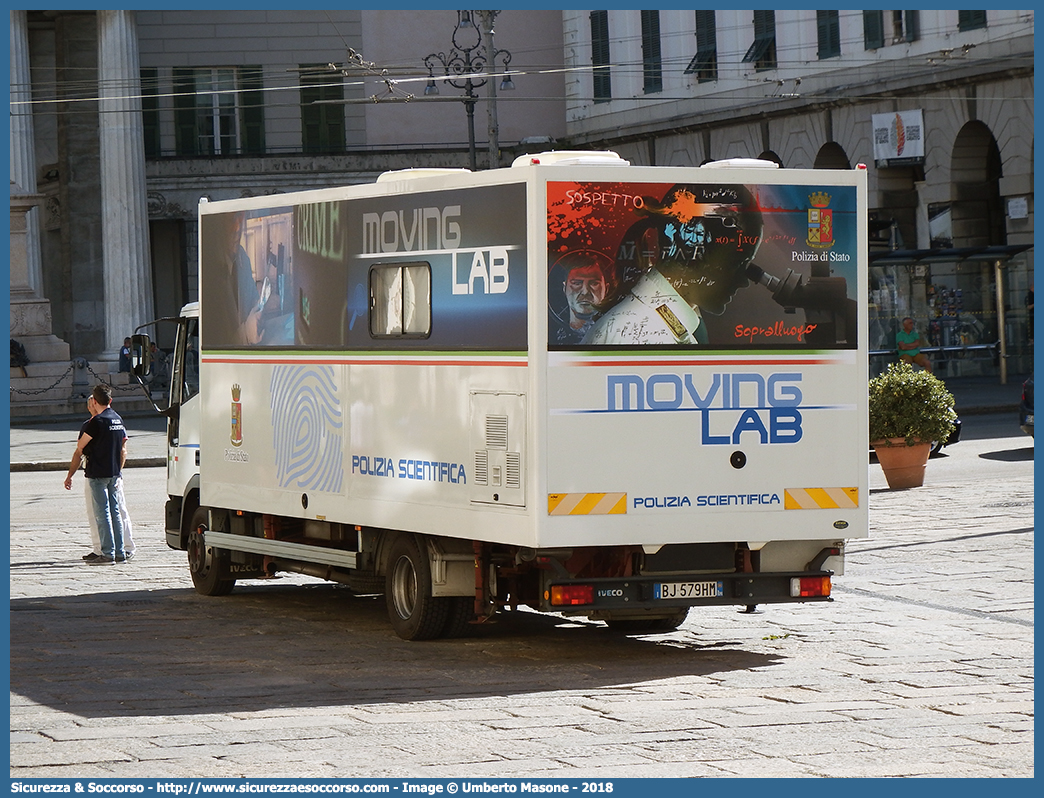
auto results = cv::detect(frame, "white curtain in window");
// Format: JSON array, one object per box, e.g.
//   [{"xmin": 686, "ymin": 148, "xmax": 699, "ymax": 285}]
[{"xmin": 402, "ymin": 265, "xmax": 430, "ymax": 334}]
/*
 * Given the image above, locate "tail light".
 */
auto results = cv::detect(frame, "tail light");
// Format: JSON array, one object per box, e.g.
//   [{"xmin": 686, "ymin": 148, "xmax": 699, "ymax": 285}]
[
  {"xmin": 549, "ymin": 584, "xmax": 594, "ymax": 606},
  {"xmin": 791, "ymin": 576, "xmax": 831, "ymax": 597}
]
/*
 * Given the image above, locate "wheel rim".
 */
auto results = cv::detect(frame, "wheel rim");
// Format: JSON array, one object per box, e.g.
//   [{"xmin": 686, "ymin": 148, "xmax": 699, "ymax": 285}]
[
  {"xmin": 187, "ymin": 525, "xmax": 212, "ymax": 576},
  {"xmin": 390, "ymin": 554, "xmax": 417, "ymax": 620}
]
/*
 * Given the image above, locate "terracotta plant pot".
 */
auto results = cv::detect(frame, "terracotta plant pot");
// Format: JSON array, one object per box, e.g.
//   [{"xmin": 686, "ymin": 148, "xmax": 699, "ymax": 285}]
[{"xmin": 872, "ymin": 438, "xmax": 931, "ymax": 489}]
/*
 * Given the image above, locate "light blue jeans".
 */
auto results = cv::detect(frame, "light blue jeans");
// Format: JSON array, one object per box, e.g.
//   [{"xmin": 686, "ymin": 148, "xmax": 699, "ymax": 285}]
[{"xmin": 87, "ymin": 476, "xmax": 125, "ymax": 558}]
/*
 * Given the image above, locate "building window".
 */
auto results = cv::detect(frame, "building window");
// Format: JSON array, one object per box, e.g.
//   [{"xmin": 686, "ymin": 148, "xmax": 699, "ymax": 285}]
[
  {"xmin": 591, "ymin": 10, "xmax": 611, "ymax": 102},
  {"xmin": 300, "ymin": 65, "xmax": 346, "ymax": 153},
  {"xmin": 893, "ymin": 11, "xmax": 920, "ymax": 43},
  {"xmin": 817, "ymin": 11, "xmax": 841, "ymax": 60},
  {"xmin": 865, "ymin": 9, "xmax": 920, "ymax": 48},
  {"xmin": 173, "ymin": 66, "xmax": 265, "ymax": 157},
  {"xmin": 140, "ymin": 68, "xmax": 161, "ymax": 157},
  {"xmin": 958, "ymin": 10, "xmax": 987, "ymax": 32},
  {"xmin": 685, "ymin": 10, "xmax": 718, "ymax": 83},
  {"xmin": 742, "ymin": 10, "xmax": 777, "ymax": 71},
  {"xmin": 641, "ymin": 10, "xmax": 662, "ymax": 94}
]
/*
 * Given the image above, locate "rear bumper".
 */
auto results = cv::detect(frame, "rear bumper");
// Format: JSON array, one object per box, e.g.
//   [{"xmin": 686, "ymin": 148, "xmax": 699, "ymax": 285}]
[{"xmin": 545, "ymin": 569, "xmax": 833, "ymax": 613}]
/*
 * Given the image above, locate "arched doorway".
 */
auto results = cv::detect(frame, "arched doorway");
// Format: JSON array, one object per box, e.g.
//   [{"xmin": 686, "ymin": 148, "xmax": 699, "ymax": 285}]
[
  {"xmin": 949, "ymin": 121, "xmax": 1004, "ymax": 247},
  {"xmin": 813, "ymin": 142, "xmax": 850, "ymax": 170}
]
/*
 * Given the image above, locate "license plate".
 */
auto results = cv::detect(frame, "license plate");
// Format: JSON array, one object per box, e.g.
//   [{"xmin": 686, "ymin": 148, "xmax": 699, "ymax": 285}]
[{"xmin": 654, "ymin": 581, "xmax": 724, "ymax": 599}]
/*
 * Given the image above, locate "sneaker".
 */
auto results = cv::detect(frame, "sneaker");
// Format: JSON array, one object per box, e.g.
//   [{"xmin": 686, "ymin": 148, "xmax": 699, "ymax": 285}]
[
  {"xmin": 115, "ymin": 553, "xmax": 135, "ymax": 563},
  {"xmin": 88, "ymin": 556, "xmax": 116, "ymax": 565},
  {"xmin": 82, "ymin": 552, "xmax": 104, "ymax": 562}
]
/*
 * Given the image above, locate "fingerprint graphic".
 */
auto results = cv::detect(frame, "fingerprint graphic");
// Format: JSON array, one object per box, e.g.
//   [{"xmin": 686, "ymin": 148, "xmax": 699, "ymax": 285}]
[{"xmin": 270, "ymin": 365, "xmax": 344, "ymax": 493}]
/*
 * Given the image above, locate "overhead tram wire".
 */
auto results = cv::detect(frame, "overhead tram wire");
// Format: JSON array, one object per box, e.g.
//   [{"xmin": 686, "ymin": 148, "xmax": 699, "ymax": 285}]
[{"xmin": 11, "ymin": 47, "xmax": 1032, "ymax": 114}]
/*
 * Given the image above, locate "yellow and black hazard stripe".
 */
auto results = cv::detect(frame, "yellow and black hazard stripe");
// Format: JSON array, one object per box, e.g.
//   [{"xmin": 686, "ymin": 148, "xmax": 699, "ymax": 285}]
[
  {"xmin": 784, "ymin": 487, "xmax": 859, "ymax": 509},
  {"xmin": 548, "ymin": 492, "xmax": 627, "ymax": 516}
]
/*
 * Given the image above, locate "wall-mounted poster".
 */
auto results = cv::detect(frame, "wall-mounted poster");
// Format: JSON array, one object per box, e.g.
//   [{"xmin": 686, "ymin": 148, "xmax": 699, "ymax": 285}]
[{"xmin": 547, "ymin": 181, "xmax": 859, "ymax": 350}]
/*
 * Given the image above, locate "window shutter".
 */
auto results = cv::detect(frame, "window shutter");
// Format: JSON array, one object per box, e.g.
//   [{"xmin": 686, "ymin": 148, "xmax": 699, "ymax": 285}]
[
  {"xmin": 239, "ymin": 66, "xmax": 265, "ymax": 155},
  {"xmin": 904, "ymin": 11, "xmax": 921, "ymax": 42},
  {"xmin": 641, "ymin": 10, "xmax": 662, "ymax": 94},
  {"xmin": 140, "ymin": 67, "xmax": 161, "ymax": 157},
  {"xmin": 817, "ymin": 11, "xmax": 841, "ymax": 59},
  {"xmin": 744, "ymin": 10, "xmax": 776, "ymax": 70},
  {"xmin": 863, "ymin": 10, "xmax": 884, "ymax": 50},
  {"xmin": 591, "ymin": 11, "xmax": 611, "ymax": 101},
  {"xmin": 958, "ymin": 11, "xmax": 987, "ymax": 32},
  {"xmin": 172, "ymin": 67, "xmax": 198, "ymax": 157},
  {"xmin": 300, "ymin": 65, "xmax": 345, "ymax": 153}
]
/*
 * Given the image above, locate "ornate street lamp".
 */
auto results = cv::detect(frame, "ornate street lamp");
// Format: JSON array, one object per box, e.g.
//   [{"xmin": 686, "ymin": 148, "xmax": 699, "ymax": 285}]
[{"xmin": 424, "ymin": 10, "xmax": 513, "ymax": 170}]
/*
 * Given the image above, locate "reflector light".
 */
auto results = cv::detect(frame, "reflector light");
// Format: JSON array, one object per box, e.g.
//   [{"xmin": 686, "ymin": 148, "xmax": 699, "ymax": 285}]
[
  {"xmin": 550, "ymin": 584, "xmax": 594, "ymax": 606},
  {"xmin": 790, "ymin": 576, "xmax": 831, "ymax": 597}
]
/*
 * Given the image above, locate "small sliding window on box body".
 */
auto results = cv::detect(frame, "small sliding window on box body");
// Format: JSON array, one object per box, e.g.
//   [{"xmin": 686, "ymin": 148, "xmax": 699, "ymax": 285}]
[{"xmin": 370, "ymin": 263, "xmax": 431, "ymax": 338}]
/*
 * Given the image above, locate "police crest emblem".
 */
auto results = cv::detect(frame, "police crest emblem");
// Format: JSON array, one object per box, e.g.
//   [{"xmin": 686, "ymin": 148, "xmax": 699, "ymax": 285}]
[
  {"xmin": 231, "ymin": 384, "xmax": 243, "ymax": 446},
  {"xmin": 807, "ymin": 192, "xmax": 834, "ymax": 250}
]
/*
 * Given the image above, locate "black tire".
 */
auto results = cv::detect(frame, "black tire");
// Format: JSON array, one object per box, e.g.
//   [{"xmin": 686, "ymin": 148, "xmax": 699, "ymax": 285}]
[
  {"xmin": 187, "ymin": 506, "xmax": 235, "ymax": 597},
  {"xmin": 385, "ymin": 534, "xmax": 449, "ymax": 641},
  {"xmin": 441, "ymin": 596, "xmax": 479, "ymax": 638},
  {"xmin": 605, "ymin": 608, "xmax": 689, "ymax": 632}
]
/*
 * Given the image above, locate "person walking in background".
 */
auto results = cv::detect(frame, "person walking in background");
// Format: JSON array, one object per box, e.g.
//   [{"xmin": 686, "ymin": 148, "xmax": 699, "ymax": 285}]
[
  {"xmin": 64, "ymin": 385, "xmax": 128, "ymax": 565},
  {"xmin": 118, "ymin": 337, "xmax": 132, "ymax": 372},
  {"xmin": 896, "ymin": 316, "xmax": 933, "ymax": 373}
]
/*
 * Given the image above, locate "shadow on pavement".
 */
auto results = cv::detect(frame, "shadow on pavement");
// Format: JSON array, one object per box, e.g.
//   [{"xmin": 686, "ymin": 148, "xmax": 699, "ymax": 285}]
[
  {"xmin": 979, "ymin": 447, "xmax": 1034, "ymax": 462},
  {"xmin": 11, "ymin": 583, "xmax": 781, "ymax": 719}
]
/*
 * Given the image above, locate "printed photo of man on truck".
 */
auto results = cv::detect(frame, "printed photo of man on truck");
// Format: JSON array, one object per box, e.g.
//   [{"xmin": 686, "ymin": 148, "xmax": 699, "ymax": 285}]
[{"xmin": 548, "ymin": 249, "xmax": 617, "ymax": 344}]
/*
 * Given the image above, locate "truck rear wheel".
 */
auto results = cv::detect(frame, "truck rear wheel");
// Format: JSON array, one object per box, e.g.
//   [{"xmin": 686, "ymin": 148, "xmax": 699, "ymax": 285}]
[
  {"xmin": 385, "ymin": 534, "xmax": 449, "ymax": 641},
  {"xmin": 187, "ymin": 506, "xmax": 236, "ymax": 597},
  {"xmin": 441, "ymin": 596, "xmax": 479, "ymax": 638}
]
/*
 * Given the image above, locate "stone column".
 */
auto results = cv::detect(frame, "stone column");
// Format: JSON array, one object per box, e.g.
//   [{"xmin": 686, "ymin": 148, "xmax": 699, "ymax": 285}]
[
  {"xmin": 10, "ymin": 10, "xmax": 43, "ymax": 294},
  {"xmin": 10, "ymin": 181, "xmax": 73, "ymax": 412},
  {"xmin": 97, "ymin": 9, "xmax": 153, "ymax": 359}
]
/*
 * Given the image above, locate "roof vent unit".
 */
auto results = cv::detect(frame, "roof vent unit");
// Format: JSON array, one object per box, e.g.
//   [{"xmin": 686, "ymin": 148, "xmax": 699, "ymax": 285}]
[
  {"xmin": 512, "ymin": 150, "xmax": 629, "ymax": 168},
  {"xmin": 701, "ymin": 158, "xmax": 780, "ymax": 169},
  {"xmin": 376, "ymin": 168, "xmax": 472, "ymax": 183}
]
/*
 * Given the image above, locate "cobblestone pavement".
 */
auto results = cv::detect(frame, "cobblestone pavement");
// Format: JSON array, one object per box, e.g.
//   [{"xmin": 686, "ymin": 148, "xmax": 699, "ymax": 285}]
[{"xmin": 9, "ymin": 425, "xmax": 1033, "ymax": 779}]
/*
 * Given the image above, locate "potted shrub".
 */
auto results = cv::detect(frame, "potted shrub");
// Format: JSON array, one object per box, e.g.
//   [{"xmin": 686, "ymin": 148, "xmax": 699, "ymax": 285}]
[{"xmin": 869, "ymin": 361, "xmax": 957, "ymax": 489}]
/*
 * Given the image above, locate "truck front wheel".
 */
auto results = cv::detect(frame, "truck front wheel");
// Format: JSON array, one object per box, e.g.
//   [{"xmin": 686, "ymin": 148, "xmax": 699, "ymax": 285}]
[
  {"xmin": 187, "ymin": 506, "xmax": 236, "ymax": 597},
  {"xmin": 385, "ymin": 534, "xmax": 449, "ymax": 641}
]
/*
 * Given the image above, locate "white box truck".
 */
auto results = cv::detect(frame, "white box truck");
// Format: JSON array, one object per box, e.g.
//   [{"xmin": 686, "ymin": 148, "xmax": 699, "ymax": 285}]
[{"xmin": 133, "ymin": 152, "xmax": 868, "ymax": 640}]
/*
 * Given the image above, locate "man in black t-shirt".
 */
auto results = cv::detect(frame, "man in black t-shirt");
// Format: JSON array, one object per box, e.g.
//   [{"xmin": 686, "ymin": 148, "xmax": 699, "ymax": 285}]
[{"xmin": 64, "ymin": 385, "xmax": 128, "ymax": 564}]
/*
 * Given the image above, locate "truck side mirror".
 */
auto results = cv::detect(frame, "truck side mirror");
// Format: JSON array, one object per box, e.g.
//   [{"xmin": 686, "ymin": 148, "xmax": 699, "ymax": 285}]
[{"xmin": 131, "ymin": 333, "xmax": 151, "ymax": 377}]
